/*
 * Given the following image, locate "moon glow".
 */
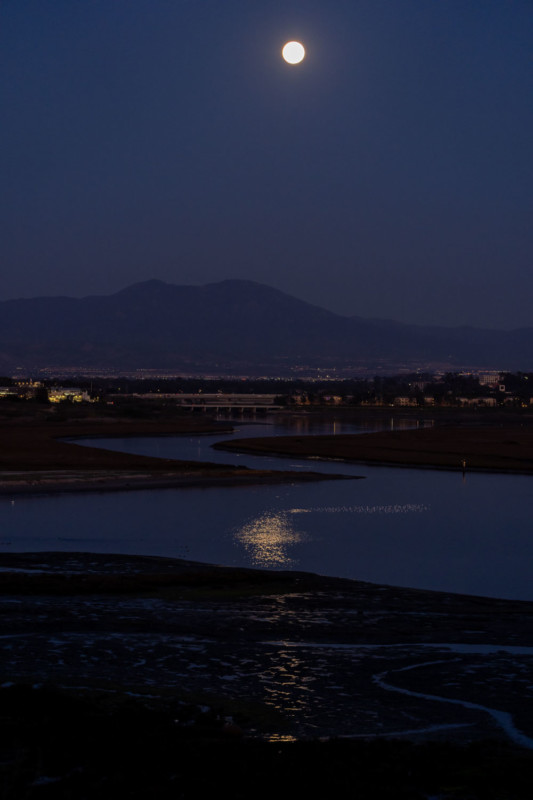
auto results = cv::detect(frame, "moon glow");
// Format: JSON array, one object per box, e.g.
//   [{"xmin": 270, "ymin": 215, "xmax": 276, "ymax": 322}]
[{"xmin": 282, "ymin": 41, "xmax": 305, "ymax": 64}]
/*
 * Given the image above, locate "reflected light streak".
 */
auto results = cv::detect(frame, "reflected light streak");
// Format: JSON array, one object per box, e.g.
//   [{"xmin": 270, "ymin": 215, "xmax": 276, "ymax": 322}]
[
  {"xmin": 235, "ymin": 512, "xmax": 306, "ymax": 568},
  {"xmin": 289, "ymin": 504, "xmax": 430, "ymax": 515},
  {"xmin": 257, "ymin": 647, "xmax": 314, "ymax": 726},
  {"xmin": 235, "ymin": 504, "xmax": 429, "ymax": 567}
]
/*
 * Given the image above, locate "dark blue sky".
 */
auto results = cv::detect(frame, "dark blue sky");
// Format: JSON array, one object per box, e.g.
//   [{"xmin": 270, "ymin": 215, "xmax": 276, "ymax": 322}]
[{"xmin": 1, "ymin": 0, "xmax": 531, "ymax": 328}]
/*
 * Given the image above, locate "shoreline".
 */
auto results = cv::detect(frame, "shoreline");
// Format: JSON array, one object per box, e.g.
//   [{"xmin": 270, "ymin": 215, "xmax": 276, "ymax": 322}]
[
  {"xmin": 214, "ymin": 425, "xmax": 533, "ymax": 475},
  {"xmin": 3, "ymin": 410, "xmax": 533, "ymax": 497},
  {"xmin": 0, "ymin": 413, "xmax": 357, "ymax": 496},
  {"xmin": 0, "ymin": 467, "xmax": 356, "ymax": 497}
]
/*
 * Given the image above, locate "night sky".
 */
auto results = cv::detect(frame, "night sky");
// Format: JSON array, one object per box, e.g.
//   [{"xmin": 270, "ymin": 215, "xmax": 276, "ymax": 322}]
[{"xmin": 1, "ymin": 0, "xmax": 531, "ymax": 329}]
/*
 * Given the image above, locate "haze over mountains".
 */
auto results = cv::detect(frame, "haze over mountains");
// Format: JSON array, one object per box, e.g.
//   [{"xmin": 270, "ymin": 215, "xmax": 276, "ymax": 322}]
[{"xmin": 1, "ymin": 279, "xmax": 532, "ymax": 375}]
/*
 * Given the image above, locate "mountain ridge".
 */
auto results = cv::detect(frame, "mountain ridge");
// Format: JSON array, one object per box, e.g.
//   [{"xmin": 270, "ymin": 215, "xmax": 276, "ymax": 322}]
[{"xmin": 0, "ymin": 280, "xmax": 531, "ymax": 374}]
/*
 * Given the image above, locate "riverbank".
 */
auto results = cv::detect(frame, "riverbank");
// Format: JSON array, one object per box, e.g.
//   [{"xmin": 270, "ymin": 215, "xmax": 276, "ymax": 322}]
[
  {"xmin": 2, "ymin": 552, "xmax": 533, "ymax": 796},
  {"xmin": 0, "ymin": 410, "xmax": 352, "ymax": 495},
  {"xmin": 0, "ymin": 466, "xmax": 354, "ymax": 496},
  {"xmin": 215, "ymin": 425, "xmax": 533, "ymax": 474}
]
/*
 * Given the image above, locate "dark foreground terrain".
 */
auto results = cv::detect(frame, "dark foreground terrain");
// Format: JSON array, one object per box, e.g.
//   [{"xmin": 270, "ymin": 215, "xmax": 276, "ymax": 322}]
[{"xmin": 1, "ymin": 552, "xmax": 533, "ymax": 798}]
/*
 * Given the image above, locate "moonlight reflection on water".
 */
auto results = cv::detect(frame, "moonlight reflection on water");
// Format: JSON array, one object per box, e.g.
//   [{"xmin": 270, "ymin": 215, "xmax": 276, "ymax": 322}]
[
  {"xmin": 236, "ymin": 512, "xmax": 307, "ymax": 568},
  {"xmin": 5, "ymin": 417, "xmax": 533, "ymax": 600},
  {"xmin": 235, "ymin": 504, "xmax": 430, "ymax": 569},
  {"xmin": 289, "ymin": 504, "xmax": 430, "ymax": 515}
]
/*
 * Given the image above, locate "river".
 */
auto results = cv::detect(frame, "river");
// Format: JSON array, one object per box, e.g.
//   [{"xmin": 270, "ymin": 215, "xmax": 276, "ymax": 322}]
[{"xmin": 2, "ymin": 415, "xmax": 532, "ymax": 601}]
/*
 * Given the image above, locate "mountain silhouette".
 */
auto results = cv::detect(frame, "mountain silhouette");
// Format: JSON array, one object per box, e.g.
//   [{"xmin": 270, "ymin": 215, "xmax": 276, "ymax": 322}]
[{"xmin": 0, "ymin": 279, "xmax": 531, "ymax": 373}]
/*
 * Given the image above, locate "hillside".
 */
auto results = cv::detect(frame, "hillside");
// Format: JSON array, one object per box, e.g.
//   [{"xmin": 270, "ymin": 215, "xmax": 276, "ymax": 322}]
[{"xmin": 1, "ymin": 279, "xmax": 532, "ymax": 373}]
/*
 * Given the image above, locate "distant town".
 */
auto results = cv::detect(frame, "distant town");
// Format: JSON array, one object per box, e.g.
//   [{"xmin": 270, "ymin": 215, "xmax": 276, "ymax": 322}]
[{"xmin": 2, "ymin": 370, "xmax": 533, "ymax": 411}]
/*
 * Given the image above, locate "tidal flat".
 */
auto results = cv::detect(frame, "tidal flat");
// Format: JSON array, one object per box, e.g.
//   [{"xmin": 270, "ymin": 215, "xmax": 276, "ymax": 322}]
[{"xmin": 2, "ymin": 552, "xmax": 533, "ymax": 796}]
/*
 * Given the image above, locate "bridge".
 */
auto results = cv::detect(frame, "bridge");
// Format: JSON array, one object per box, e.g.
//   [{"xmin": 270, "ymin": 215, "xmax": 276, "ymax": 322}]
[
  {"xmin": 124, "ymin": 392, "xmax": 282, "ymax": 414},
  {"xmin": 175, "ymin": 393, "xmax": 282, "ymax": 413}
]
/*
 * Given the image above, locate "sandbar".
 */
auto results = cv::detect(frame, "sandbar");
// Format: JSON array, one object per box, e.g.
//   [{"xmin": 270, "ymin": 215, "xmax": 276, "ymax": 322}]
[
  {"xmin": 215, "ymin": 425, "xmax": 533, "ymax": 473},
  {"xmin": 0, "ymin": 415, "xmax": 351, "ymax": 495}
]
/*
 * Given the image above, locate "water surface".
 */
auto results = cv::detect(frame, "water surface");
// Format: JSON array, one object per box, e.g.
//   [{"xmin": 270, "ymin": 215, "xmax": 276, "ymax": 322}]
[{"xmin": 2, "ymin": 416, "xmax": 532, "ymax": 601}]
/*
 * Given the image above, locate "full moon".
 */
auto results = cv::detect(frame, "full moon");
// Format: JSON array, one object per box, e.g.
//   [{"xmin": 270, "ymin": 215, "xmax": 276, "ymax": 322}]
[{"xmin": 282, "ymin": 41, "xmax": 305, "ymax": 65}]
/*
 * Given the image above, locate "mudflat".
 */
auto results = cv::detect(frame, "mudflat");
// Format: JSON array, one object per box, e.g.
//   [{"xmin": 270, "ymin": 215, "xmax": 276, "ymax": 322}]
[
  {"xmin": 2, "ymin": 552, "xmax": 533, "ymax": 797},
  {"xmin": 2, "ymin": 551, "xmax": 533, "ymax": 745}
]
